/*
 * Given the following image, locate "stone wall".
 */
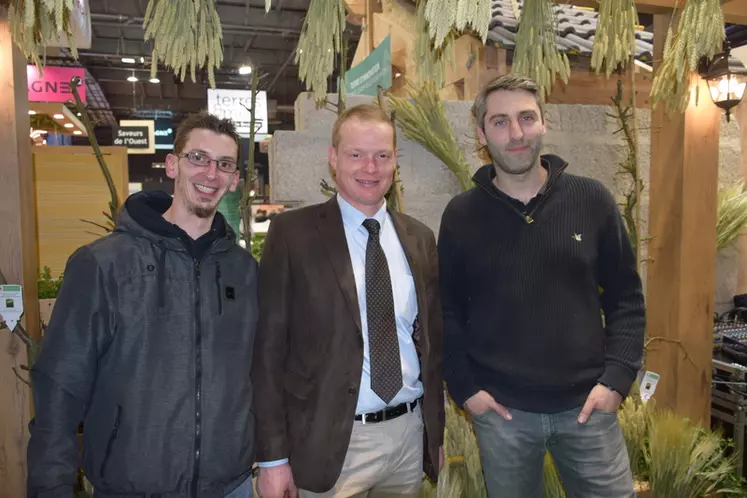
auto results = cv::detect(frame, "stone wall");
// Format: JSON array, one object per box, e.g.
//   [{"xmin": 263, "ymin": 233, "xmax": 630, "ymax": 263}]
[{"xmin": 270, "ymin": 92, "xmax": 744, "ymax": 312}]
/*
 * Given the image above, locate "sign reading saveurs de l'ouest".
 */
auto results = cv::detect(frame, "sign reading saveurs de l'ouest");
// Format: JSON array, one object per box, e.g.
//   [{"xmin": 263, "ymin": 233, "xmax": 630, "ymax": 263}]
[{"xmin": 114, "ymin": 120, "xmax": 155, "ymax": 154}]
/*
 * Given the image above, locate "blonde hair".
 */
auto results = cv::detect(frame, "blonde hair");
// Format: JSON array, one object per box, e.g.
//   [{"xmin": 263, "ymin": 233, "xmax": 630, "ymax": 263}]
[{"xmin": 331, "ymin": 104, "xmax": 396, "ymax": 149}]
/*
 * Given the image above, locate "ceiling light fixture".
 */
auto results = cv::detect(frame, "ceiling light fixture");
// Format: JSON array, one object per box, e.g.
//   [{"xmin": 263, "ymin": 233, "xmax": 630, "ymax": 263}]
[
  {"xmin": 127, "ymin": 75, "xmax": 138, "ymax": 82},
  {"xmin": 73, "ymin": 130, "xmax": 82, "ymax": 135},
  {"xmin": 28, "ymin": 110, "xmax": 36, "ymax": 115},
  {"xmin": 149, "ymin": 77, "xmax": 160, "ymax": 83},
  {"xmin": 239, "ymin": 65, "xmax": 252, "ymax": 75},
  {"xmin": 64, "ymin": 123, "xmax": 74, "ymax": 128},
  {"xmin": 53, "ymin": 113, "xmax": 64, "ymax": 119},
  {"xmin": 122, "ymin": 57, "xmax": 136, "ymax": 64}
]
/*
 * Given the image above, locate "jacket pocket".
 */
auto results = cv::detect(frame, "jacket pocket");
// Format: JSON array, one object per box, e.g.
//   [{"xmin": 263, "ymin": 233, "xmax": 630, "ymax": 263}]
[{"xmin": 99, "ymin": 405, "xmax": 122, "ymax": 478}]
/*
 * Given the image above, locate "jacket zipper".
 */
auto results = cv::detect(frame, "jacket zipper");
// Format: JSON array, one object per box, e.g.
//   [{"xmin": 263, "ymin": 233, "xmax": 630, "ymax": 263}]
[
  {"xmin": 191, "ymin": 259, "xmax": 203, "ymax": 498},
  {"xmin": 476, "ymin": 181, "xmax": 554, "ymax": 224},
  {"xmin": 100, "ymin": 405, "xmax": 122, "ymax": 478},
  {"xmin": 215, "ymin": 261, "xmax": 223, "ymax": 315}
]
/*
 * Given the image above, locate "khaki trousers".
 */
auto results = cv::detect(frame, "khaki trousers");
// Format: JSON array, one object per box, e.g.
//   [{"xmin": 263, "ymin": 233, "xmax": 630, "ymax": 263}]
[{"xmin": 300, "ymin": 404, "xmax": 424, "ymax": 498}]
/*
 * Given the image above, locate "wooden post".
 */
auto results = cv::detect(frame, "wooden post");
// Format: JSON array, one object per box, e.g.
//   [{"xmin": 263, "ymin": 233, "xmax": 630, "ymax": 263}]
[
  {"xmin": 0, "ymin": 7, "xmax": 40, "ymax": 497},
  {"xmin": 733, "ymin": 101, "xmax": 747, "ymax": 297},
  {"xmin": 644, "ymin": 13, "xmax": 720, "ymax": 424}
]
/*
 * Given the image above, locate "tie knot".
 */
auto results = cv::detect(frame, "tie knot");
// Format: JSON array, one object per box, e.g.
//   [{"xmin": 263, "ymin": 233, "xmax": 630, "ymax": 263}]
[{"xmin": 362, "ymin": 218, "xmax": 381, "ymax": 237}]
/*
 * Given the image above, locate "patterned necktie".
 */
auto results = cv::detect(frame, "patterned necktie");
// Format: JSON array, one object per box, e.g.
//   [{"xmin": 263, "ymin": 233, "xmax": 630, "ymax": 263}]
[{"xmin": 362, "ymin": 218, "xmax": 403, "ymax": 404}]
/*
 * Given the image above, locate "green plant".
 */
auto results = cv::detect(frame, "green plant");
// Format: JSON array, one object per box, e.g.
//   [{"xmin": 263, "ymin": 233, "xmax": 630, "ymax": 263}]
[
  {"xmin": 646, "ymin": 409, "xmax": 737, "ymax": 497},
  {"xmin": 37, "ymin": 267, "xmax": 63, "ymax": 299},
  {"xmin": 609, "ymin": 79, "xmax": 644, "ymax": 263},
  {"xmin": 251, "ymin": 233, "xmax": 266, "ymax": 262},
  {"xmin": 717, "ymin": 181, "xmax": 747, "ymax": 252}
]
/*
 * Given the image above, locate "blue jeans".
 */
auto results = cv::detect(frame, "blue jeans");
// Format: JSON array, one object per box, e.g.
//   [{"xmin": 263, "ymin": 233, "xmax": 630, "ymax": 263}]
[
  {"xmin": 224, "ymin": 475, "xmax": 253, "ymax": 498},
  {"xmin": 471, "ymin": 406, "xmax": 634, "ymax": 498}
]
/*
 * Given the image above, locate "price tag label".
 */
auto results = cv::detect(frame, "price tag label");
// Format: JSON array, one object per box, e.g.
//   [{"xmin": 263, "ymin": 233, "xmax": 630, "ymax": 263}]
[
  {"xmin": 0, "ymin": 285, "xmax": 24, "ymax": 332},
  {"xmin": 640, "ymin": 371, "xmax": 660, "ymax": 402}
]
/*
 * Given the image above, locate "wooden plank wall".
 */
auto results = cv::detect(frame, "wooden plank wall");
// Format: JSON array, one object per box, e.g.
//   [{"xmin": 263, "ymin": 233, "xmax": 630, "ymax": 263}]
[
  {"xmin": 0, "ymin": 8, "xmax": 38, "ymax": 497},
  {"xmin": 32, "ymin": 147, "xmax": 129, "ymax": 276}
]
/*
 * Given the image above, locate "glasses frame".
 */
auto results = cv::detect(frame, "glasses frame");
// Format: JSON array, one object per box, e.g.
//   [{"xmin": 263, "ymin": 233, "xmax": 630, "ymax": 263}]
[{"xmin": 177, "ymin": 150, "xmax": 238, "ymax": 174}]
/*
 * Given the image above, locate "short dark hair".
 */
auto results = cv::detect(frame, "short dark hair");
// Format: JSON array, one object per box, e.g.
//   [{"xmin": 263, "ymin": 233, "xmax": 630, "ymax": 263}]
[
  {"xmin": 472, "ymin": 74, "xmax": 545, "ymax": 130},
  {"xmin": 331, "ymin": 104, "xmax": 396, "ymax": 149},
  {"xmin": 173, "ymin": 111, "xmax": 241, "ymax": 157}
]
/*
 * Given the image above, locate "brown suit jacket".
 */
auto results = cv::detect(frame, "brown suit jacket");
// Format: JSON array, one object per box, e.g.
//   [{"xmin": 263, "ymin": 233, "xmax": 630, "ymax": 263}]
[{"xmin": 252, "ymin": 197, "xmax": 445, "ymax": 493}]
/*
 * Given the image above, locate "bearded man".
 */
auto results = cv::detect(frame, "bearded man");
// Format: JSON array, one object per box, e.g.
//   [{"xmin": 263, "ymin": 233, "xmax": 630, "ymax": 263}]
[{"xmin": 438, "ymin": 74, "xmax": 646, "ymax": 498}]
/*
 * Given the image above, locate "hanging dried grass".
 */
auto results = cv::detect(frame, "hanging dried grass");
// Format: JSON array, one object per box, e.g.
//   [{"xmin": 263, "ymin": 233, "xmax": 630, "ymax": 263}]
[
  {"xmin": 8, "ymin": 0, "xmax": 78, "ymax": 70},
  {"xmin": 717, "ymin": 181, "xmax": 747, "ymax": 251},
  {"xmin": 388, "ymin": 81, "xmax": 473, "ymax": 192},
  {"xmin": 143, "ymin": 0, "xmax": 223, "ymax": 88}
]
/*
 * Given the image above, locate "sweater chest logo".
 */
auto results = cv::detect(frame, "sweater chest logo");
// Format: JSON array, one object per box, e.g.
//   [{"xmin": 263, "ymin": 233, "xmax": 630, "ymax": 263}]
[{"xmin": 572, "ymin": 233, "xmax": 583, "ymax": 242}]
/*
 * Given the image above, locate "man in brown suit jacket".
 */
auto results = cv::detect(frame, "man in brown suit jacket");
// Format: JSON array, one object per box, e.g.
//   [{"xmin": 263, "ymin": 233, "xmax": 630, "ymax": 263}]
[{"xmin": 252, "ymin": 104, "xmax": 445, "ymax": 498}]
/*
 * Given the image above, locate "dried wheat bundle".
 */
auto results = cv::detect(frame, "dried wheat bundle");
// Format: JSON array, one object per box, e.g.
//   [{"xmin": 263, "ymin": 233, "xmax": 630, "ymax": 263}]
[
  {"xmin": 650, "ymin": 0, "xmax": 724, "ymax": 113},
  {"xmin": 295, "ymin": 0, "xmax": 345, "ymax": 103},
  {"xmin": 143, "ymin": 0, "xmax": 223, "ymax": 88},
  {"xmin": 9, "ymin": 0, "xmax": 78, "ymax": 70},
  {"xmin": 511, "ymin": 0, "xmax": 570, "ymax": 100},
  {"xmin": 591, "ymin": 0, "xmax": 639, "ymax": 77}
]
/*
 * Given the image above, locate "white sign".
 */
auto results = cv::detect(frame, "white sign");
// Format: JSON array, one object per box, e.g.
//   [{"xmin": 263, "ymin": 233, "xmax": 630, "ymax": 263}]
[
  {"xmin": 207, "ymin": 88, "xmax": 268, "ymax": 140},
  {"xmin": 639, "ymin": 371, "xmax": 660, "ymax": 403},
  {"xmin": 0, "ymin": 285, "xmax": 24, "ymax": 332}
]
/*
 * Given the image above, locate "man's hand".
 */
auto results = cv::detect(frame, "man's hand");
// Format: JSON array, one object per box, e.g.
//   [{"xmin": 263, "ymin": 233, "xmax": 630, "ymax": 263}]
[
  {"xmin": 464, "ymin": 390, "xmax": 512, "ymax": 420},
  {"xmin": 439, "ymin": 446, "xmax": 444, "ymax": 472},
  {"xmin": 577, "ymin": 384, "xmax": 623, "ymax": 424},
  {"xmin": 257, "ymin": 463, "xmax": 298, "ymax": 498}
]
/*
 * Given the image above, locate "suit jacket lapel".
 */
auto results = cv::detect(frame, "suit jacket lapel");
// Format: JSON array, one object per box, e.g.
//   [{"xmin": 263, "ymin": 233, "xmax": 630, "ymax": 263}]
[
  {"xmin": 389, "ymin": 210, "xmax": 428, "ymax": 334},
  {"xmin": 317, "ymin": 198, "xmax": 362, "ymax": 332}
]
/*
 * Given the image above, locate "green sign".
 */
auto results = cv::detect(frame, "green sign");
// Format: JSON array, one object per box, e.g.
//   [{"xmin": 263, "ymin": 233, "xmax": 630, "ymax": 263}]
[{"xmin": 344, "ymin": 35, "xmax": 392, "ymax": 96}]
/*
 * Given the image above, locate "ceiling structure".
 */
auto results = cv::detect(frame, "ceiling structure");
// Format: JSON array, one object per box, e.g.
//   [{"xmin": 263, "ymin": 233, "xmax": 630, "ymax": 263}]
[
  {"xmin": 41, "ymin": 0, "xmax": 746, "ymax": 133},
  {"xmin": 52, "ymin": 0, "xmax": 361, "ymax": 130}
]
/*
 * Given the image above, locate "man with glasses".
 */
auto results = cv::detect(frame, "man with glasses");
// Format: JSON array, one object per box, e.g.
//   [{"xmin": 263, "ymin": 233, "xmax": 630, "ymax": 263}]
[{"xmin": 27, "ymin": 112, "xmax": 258, "ymax": 498}]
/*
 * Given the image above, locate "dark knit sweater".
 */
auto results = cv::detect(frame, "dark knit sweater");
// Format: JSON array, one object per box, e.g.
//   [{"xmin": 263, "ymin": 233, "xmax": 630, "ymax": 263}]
[{"xmin": 438, "ymin": 154, "xmax": 646, "ymax": 413}]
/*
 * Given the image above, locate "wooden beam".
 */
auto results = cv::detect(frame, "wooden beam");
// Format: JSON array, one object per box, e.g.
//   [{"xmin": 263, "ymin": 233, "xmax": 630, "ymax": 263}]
[
  {"xmin": 547, "ymin": 69, "xmax": 652, "ymax": 107},
  {"xmin": 644, "ymin": 12, "xmax": 719, "ymax": 425},
  {"xmin": 0, "ymin": 7, "xmax": 39, "ymax": 497},
  {"xmin": 553, "ymin": 0, "xmax": 747, "ymax": 24},
  {"xmin": 733, "ymin": 101, "xmax": 747, "ymax": 298}
]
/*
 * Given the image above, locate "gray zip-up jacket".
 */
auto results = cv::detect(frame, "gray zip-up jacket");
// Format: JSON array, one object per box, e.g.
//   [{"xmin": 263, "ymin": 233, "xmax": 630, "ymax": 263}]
[{"xmin": 27, "ymin": 191, "xmax": 258, "ymax": 498}]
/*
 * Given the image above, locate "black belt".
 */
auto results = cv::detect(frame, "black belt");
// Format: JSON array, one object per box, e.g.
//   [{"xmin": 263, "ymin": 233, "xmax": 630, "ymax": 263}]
[{"xmin": 355, "ymin": 399, "xmax": 418, "ymax": 424}]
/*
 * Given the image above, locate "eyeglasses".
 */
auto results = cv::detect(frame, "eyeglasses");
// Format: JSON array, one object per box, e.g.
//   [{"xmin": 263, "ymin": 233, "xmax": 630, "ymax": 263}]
[{"xmin": 178, "ymin": 151, "xmax": 238, "ymax": 173}]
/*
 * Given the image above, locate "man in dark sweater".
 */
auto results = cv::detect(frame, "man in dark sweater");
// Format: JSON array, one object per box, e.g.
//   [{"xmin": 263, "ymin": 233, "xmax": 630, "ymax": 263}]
[{"xmin": 439, "ymin": 74, "xmax": 645, "ymax": 497}]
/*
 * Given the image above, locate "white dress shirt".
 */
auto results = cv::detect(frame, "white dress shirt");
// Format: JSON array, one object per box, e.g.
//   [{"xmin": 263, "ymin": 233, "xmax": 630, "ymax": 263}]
[{"xmin": 336, "ymin": 194, "xmax": 423, "ymax": 414}]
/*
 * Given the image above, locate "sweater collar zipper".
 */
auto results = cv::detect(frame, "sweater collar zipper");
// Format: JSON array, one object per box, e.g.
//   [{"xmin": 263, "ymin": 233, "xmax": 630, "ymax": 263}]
[{"xmin": 476, "ymin": 181, "xmax": 554, "ymax": 224}]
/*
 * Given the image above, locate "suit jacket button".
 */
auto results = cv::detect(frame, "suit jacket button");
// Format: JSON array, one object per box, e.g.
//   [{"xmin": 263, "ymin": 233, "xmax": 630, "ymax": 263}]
[{"xmin": 348, "ymin": 387, "xmax": 356, "ymax": 395}]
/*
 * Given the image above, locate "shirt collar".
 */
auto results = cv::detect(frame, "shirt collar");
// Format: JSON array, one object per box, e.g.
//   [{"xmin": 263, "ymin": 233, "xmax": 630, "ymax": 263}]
[{"xmin": 336, "ymin": 194, "xmax": 388, "ymax": 232}]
